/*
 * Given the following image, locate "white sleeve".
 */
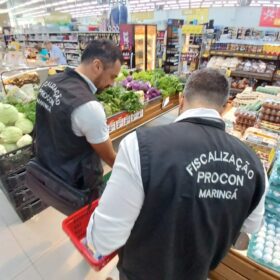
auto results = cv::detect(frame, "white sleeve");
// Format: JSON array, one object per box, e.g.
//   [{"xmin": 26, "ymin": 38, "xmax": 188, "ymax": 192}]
[
  {"xmin": 240, "ymin": 169, "xmax": 269, "ymax": 234},
  {"xmin": 86, "ymin": 131, "xmax": 144, "ymax": 256},
  {"xmin": 71, "ymin": 101, "xmax": 109, "ymax": 144}
]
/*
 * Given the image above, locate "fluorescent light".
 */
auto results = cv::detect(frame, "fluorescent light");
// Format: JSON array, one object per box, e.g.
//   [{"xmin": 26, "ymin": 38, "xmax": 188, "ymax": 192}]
[
  {"xmin": 0, "ymin": 0, "xmax": 8, "ymax": 5},
  {"xmin": 10, "ymin": 0, "xmax": 43, "ymax": 11}
]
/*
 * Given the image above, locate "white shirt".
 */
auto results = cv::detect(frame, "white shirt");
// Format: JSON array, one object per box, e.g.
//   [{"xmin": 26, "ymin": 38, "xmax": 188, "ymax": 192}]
[
  {"xmin": 87, "ymin": 108, "xmax": 268, "ymax": 256},
  {"xmin": 71, "ymin": 71, "xmax": 109, "ymax": 144}
]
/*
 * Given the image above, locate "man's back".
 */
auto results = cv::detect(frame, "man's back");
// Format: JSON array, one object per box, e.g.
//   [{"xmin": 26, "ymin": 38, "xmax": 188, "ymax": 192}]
[
  {"xmin": 118, "ymin": 118, "xmax": 265, "ymax": 280},
  {"xmin": 35, "ymin": 69, "xmax": 99, "ymax": 187}
]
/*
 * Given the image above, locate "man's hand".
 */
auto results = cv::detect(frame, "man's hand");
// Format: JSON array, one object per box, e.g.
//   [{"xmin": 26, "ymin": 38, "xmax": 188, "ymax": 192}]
[{"xmin": 91, "ymin": 139, "xmax": 116, "ymax": 167}]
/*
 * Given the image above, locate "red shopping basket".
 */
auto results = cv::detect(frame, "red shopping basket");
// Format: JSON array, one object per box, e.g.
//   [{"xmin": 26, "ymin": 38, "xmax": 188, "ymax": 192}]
[{"xmin": 62, "ymin": 199, "xmax": 117, "ymax": 271}]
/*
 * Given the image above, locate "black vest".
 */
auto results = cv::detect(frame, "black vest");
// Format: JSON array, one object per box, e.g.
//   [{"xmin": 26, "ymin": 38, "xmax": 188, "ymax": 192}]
[
  {"xmin": 118, "ymin": 117, "xmax": 265, "ymax": 280},
  {"xmin": 35, "ymin": 68, "xmax": 103, "ymax": 195}
]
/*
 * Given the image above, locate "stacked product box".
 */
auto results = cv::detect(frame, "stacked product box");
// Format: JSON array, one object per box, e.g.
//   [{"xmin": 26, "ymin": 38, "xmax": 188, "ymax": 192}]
[{"xmin": 247, "ymin": 154, "xmax": 280, "ymax": 273}]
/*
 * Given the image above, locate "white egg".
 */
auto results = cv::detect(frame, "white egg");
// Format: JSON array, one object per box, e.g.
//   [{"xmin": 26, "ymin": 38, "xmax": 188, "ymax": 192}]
[
  {"xmin": 272, "ymin": 258, "xmax": 280, "ymax": 267},
  {"xmin": 253, "ymin": 250, "xmax": 263, "ymax": 258},
  {"xmin": 266, "ymin": 235, "xmax": 274, "ymax": 242},
  {"xmin": 265, "ymin": 241, "xmax": 274, "ymax": 248},
  {"xmin": 274, "ymin": 246, "xmax": 280, "ymax": 252},
  {"xmin": 263, "ymin": 254, "xmax": 272, "ymax": 263},
  {"xmin": 258, "ymin": 232, "xmax": 266, "ymax": 238},
  {"xmin": 268, "ymin": 224, "xmax": 276, "ymax": 231},
  {"xmin": 267, "ymin": 204, "xmax": 273, "ymax": 209},
  {"xmin": 273, "ymin": 252, "xmax": 280, "ymax": 259},
  {"xmin": 254, "ymin": 243, "xmax": 264, "ymax": 251},
  {"xmin": 264, "ymin": 247, "xmax": 273, "ymax": 255},
  {"xmin": 256, "ymin": 237, "xmax": 265, "ymax": 244}
]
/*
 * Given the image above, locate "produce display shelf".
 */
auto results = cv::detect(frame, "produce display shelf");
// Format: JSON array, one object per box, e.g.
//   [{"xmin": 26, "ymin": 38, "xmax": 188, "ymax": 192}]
[
  {"xmin": 230, "ymin": 71, "xmax": 273, "ymax": 81},
  {"xmin": 210, "ymin": 249, "xmax": 280, "ymax": 280},
  {"xmin": 110, "ymin": 95, "xmax": 179, "ymax": 141},
  {"xmin": 210, "ymin": 50, "xmax": 279, "ymax": 61}
]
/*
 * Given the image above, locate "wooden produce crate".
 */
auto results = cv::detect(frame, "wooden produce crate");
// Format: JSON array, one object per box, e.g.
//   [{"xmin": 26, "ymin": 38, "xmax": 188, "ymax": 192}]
[
  {"xmin": 209, "ymin": 249, "xmax": 280, "ymax": 280},
  {"xmin": 110, "ymin": 95, "xmax": 179, "ymax": 141}
]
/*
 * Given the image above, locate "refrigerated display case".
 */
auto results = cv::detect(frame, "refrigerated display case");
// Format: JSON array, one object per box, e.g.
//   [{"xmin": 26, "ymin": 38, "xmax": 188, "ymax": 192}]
[
  {"xmin": 135, "ymin": 25, "xmax": 146, "ymax": 70},
  {"xmin": 146, "ymin": 25, "xmax": 157, "ymax": 71},
  {"xmin": 120, "ymin": 24, "xmax": 157, "ymax": 70},
  {"xmin": 164, "ymin": 19, "xmax": 184, "ymax": 74}
]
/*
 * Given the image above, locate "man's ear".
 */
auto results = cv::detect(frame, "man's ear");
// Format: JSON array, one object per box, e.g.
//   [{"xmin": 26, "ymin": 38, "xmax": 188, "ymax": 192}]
[{"xmin": 178, "ymin": 93, "xmax": 185, "ymax": 115}]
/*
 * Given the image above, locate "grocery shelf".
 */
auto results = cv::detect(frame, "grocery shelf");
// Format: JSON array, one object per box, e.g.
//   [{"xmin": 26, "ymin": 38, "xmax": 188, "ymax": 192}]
[
  {"xmin": 230, "ymin": 71, "xmax": 273, "ymax": 81},
  {"xmin": 210, "ymin": 50, "xmax": 279, "ymax": 61}
]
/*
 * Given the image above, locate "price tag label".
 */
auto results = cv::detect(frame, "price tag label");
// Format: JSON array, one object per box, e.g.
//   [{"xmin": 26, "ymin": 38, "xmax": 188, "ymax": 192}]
[
  {"xmin": 107, "ymin": 120, "xmax": 116, "ymax": 133},
  {"xmin": 115, "ymin": 116, "xmax": 124, "ymax": 130},
  {"xmin": 124, "ymin": 114, "xmax": 131, "ymax": 126},
  {"xmin": 162, "ymin": 97, "xmax": 170, "ymax": 108},
  {"xmin": 226, "ymin": 69, "xmax": 232, "ymax": 77}
]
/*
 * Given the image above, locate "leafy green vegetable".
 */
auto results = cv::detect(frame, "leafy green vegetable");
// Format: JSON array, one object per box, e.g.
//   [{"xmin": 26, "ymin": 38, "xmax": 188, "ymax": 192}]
[
  {"xmin": 98, "ymin": 86, "xmax": 143, "ymax": 116},
  {"xmin": 17, "ymin": 134, "xmax": 33, "ymax": 148},
  {"xmin": 0, "ymin": 103, "xmax": 19, "ymax": 125},
  {"xmin": 15, "ymin": 118, "xmax": 34, "ymax": 134},
  {"xmin": 3, "ymin": 143, "xmax": 17, "ymax": 153},
  {"xmin": 132, "ymin": 69, "xmax": 165, "ymax": 87},
  {"xmin": 0, "ymin": 126, "xmax": 23, "ymax": 144},
  {"xmin": 14, "ymin": 101, "xmax": 36, "ymax": 124},
  {"xmin": 0, "ymin": 122, "xmax": 5, "ymax": 133},
  {"xmin": 0, "ymin": 144, "xmax": 6, "ymax": 155},
  {"xmin": 157, "ymin": 75, "xmax": 184, "ymax": 97}
]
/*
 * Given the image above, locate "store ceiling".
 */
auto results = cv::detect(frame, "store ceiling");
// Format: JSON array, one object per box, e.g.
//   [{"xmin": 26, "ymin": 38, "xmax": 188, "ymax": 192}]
[{"xmin": 0, "ymin": 0, "xmax": 280, "ymax": 20}]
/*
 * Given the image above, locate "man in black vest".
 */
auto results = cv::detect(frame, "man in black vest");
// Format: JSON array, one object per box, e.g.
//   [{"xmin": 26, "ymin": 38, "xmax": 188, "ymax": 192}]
[
  {"xmin": 87, "ymin": 68, "xmax": 267, "ymax": 280},
  {"xmin": 35, "ymin": 40, "xmax": 123, "ymax": 214}
]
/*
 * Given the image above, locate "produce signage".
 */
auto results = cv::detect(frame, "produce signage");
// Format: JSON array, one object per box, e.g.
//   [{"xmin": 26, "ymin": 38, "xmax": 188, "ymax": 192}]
[
  {"xmin": 182, "ymin": 25, "xmax": 204, "ymax": 34},
  {"xmin": 45, "ymin": 12, "xmax": 71, "ymax": 25},
  {"xmin": 131, "ymin": 11, "xmax": 154, "ymax": 21},
  {"xmin": 182, "ymin": 8, "xmax": 208, "ymax": 24},
  {"xmin": 259, "ymin": 7, "xmax": 280, "ymax": 27}
]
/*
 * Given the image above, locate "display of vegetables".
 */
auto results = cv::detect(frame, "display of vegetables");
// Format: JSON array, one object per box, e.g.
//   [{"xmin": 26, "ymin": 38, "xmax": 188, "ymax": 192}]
[
  {"xmin": 0, "ymin": 102, "xmax": 34, "ymax": 155},
  {"xmin": 98, "ymin": 86, "xmax": 144, "ymax": 117},
  {"xmin": 122, "ymin": 77, "xmax": 161, "ymax": 101}
]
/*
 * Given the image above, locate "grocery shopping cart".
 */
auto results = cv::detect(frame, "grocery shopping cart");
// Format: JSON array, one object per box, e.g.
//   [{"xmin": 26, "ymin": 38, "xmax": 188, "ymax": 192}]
[{"xmin": 62, "ymin": 172, "xmax": 117, "ymax": 271}]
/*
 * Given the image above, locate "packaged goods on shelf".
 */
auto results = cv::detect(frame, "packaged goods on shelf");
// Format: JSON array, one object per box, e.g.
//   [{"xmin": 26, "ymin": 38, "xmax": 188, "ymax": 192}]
[
  {"xmin": 247, "ymin": 214, "xmax": 280, "ymax": 273},
  {"xmin": 258, "ymin": 101, "xmax": 280, "ymax": 124},
  {"xmin": 3, "ymin": 72, "xmax": 40, "ymax": 87},
  {"xmin": 207, "ymin": 56, "xmax": 241, "ymax": 70},
  {"xmin": 248, "ymin": 154, "xmax": 280, "ymax": 273},
  {"xmin": 242, "ymin": 127, "xmax": 278, "ymax": 169}
]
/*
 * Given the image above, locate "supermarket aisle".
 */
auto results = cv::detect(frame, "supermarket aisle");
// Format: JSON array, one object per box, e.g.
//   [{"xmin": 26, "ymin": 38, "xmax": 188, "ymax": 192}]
[{"xmin": 0, "ymin": 109, "xmax": 178, "ymax": 280}]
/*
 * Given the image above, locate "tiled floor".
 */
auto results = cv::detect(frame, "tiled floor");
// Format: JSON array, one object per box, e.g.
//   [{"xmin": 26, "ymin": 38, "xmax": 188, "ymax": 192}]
[{"xmin": 0, "ymin": 109, "xmax": 178, "ymax": 280}]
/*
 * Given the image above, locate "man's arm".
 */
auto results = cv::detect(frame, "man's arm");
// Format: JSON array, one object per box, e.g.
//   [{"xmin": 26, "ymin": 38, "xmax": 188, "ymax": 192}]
[
  {"xmin": 71, "ymin": 101, "xmax": 117, "ymax": 167},
  {"xmin": 240, "ymin": 169, "xmax": 269, "ymax": 234},
  {"xmin": 86, "ymin": 132, "xmax": 144, "ymax": 256},
  {"xmin": 91, "ymin": 139, "xmax": 116, "ymax": 167}
]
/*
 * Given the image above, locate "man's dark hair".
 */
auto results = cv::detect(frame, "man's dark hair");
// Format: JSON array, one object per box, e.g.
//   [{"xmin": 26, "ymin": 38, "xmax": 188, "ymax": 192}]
[
  {"xmin": 184, "ymin": 68, "xmax": 229, "ymax": 107},
  {"xmin": 81, "ymin": 39, "xmax": 123, "ymax": 67},
  {"xmin": 34, "ymin": 44, "xmax": 42, "ymax": 51}
]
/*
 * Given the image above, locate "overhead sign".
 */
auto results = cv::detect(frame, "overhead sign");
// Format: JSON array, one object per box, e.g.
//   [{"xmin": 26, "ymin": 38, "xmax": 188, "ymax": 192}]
[
  {"xmin": 45, "ymin": 12, "xmax": 71, "ymax": 25},
  {"xmin": 259, "ymin": 7, "xmax": 280, "ymax": 27},
  {"xmin": 131, "ymin": 11, "xmax": 154, "ymax": 21},
  {"xmin": 182, "ymin": 8, "xmax": 208, "ymax": 24},
  {"xmin": 182, "ymin": 24, "xmax": 204, "ymax": 34}
]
